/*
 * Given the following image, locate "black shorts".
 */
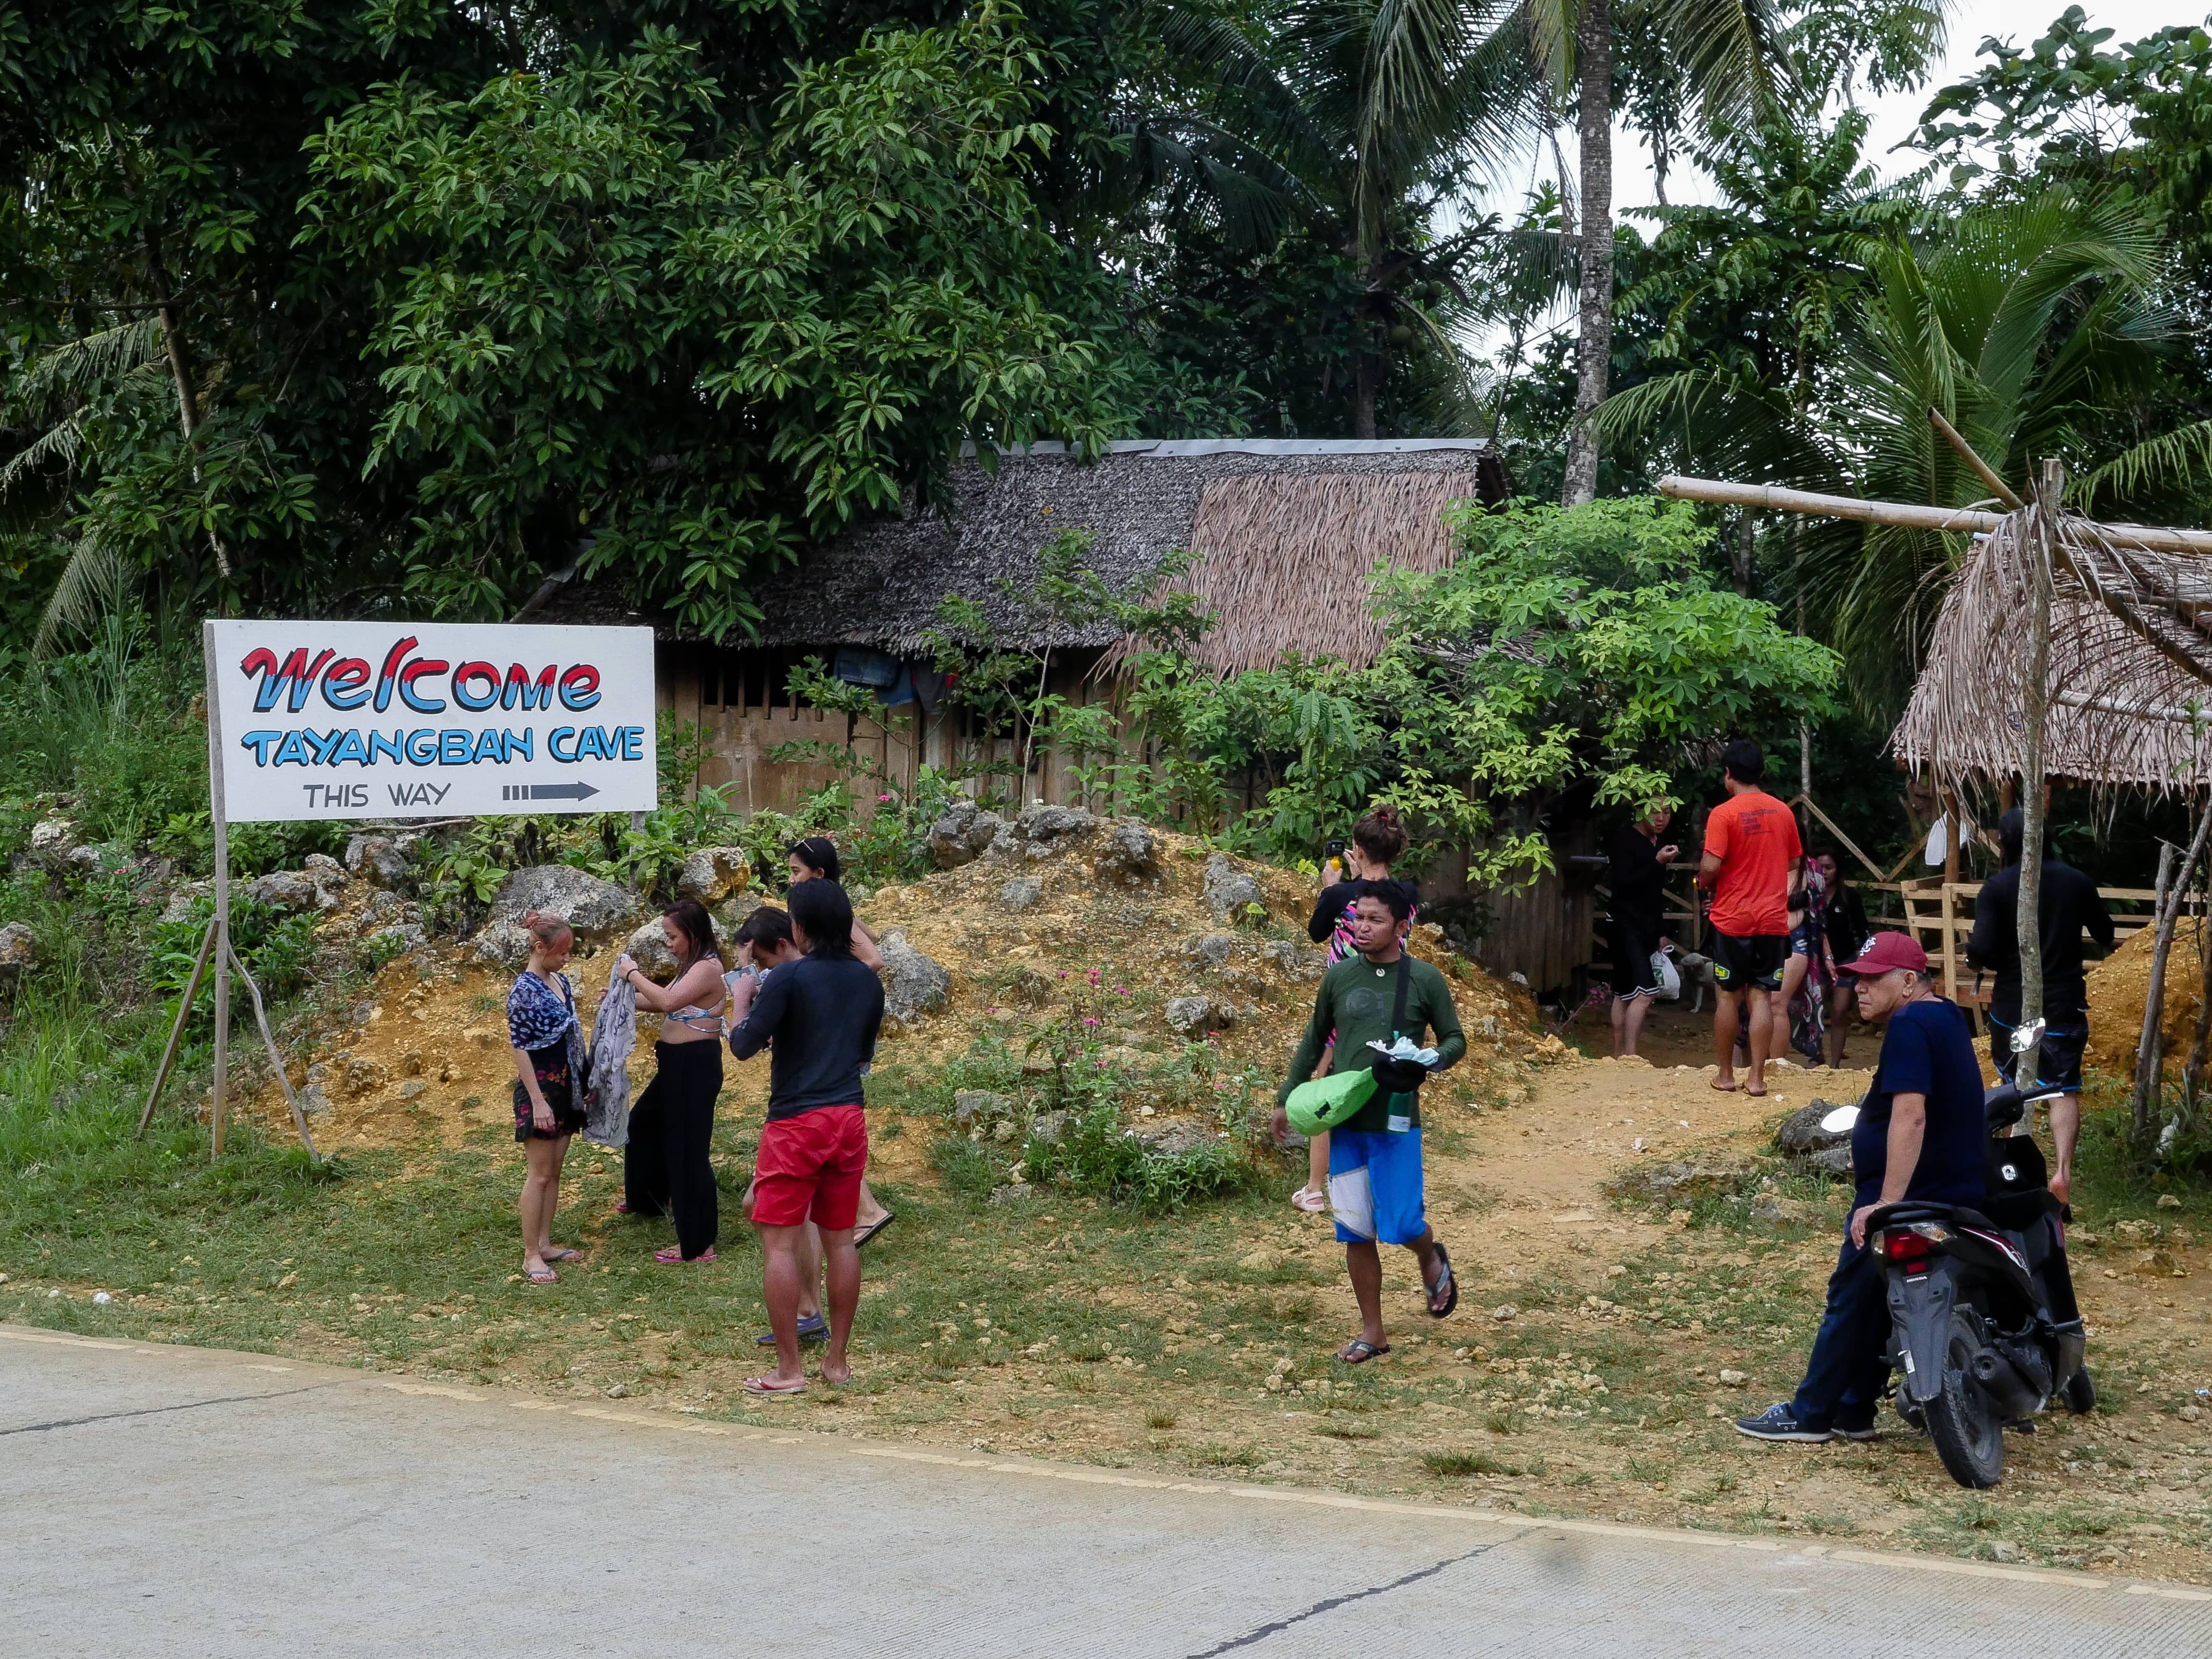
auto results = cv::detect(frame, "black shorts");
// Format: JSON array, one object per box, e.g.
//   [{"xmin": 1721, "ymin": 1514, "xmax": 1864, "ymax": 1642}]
[
  {"xmin": 514, "ymin": 1043, "xmax": 586, "ymax": 1142},
  {"xmin": 1988, "ymin": 1016, "xmax": 2087, "ymax": 1094},
  {"xmin": 1610, "ymin": 920, "xmax": 1662, "ymax": 998},
  {"xmin": 1711, "ymin": 932, "xmax": 1788, "ymax": 993}
]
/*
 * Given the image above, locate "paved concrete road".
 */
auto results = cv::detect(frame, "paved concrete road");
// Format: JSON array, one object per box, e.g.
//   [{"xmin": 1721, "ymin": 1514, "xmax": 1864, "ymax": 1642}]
[{"xmin": 4, "ymin": 1326, "xmax": 2208, "ymax": 1658}]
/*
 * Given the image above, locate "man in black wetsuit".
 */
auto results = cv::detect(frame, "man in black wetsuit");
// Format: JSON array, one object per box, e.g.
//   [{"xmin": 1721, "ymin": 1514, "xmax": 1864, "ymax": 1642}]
[{"xmin": 1965, "ymin": 809, "xmax": 2116, "ymax": 1205}]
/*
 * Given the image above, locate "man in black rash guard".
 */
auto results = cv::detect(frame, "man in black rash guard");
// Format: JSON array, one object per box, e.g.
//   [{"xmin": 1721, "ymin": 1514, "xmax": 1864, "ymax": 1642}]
[
  {"xmin": 1965, "ymin": 809, "xmax": 2115, "ymax": 1205},
  {"xmin": 727, "ymin": 878, "xmax": 885, "ymax": 1395}
]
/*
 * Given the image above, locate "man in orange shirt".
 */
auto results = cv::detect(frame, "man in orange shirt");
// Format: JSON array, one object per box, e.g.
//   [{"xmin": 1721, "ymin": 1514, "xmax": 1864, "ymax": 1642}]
[{"xmin": 1696, "ymin": 740, "xmax": 1803, "ymax": 1095}]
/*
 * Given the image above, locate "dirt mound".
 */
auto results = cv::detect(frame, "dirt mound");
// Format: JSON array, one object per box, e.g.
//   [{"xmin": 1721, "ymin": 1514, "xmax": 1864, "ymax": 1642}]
[
  {"xmin": 2085, "ymin": 924, "xmax": 2200, "ymax": 1076},
  {"xmin": 249, "ymin": 821, "xmax": 1558, "ymax": 1151}
]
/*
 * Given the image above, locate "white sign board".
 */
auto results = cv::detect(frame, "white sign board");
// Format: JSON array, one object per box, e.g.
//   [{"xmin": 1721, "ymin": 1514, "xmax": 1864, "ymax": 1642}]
[{"xmin": 206, "ymin": 620, "xmax": 658, "ymax": 823}]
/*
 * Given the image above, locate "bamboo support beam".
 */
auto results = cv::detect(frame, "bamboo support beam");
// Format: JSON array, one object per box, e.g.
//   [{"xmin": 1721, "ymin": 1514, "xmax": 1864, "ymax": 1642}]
[
  {"xmin": 1927, "ymin": 408, "xmax": 2026, "ymax": 511},
  {"xmin": 1657, "ymin": 476, "xmax": 2212, "ymax": 555},
  {"xmin": 136, "ymin": 915, "xmax": 216, "ymax": 1139}
]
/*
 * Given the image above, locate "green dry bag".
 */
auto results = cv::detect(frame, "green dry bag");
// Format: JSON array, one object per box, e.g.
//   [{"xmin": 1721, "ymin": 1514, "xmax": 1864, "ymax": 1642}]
[{"xmin": 1284, "ymin": 1067, "xmax": 1376, "ymax": 1137}]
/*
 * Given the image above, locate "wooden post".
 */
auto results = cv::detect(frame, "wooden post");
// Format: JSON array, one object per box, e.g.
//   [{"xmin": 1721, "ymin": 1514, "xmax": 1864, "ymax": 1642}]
[
  {"xmin": 204, "ymin": 619, "xmax": 231, "ymax": 1158},
  {"xmin": 2135, "ymin": 838, "xmax": 2188, "ymax": 1131},
  {"xmin": 227, "ymin": 939, "xmax": 321, "ymax": 1163},
  {"xmin": 2013, "ymin": 467, "xmax": 2057, "ymax": 1090},
  {"xmin": 1940, "ymin": 882, "xmax": 1959, "ymax": 1003},
  {"xmin": 135, "ymin": 915, "xmax": 216, "ymax": 1139}
]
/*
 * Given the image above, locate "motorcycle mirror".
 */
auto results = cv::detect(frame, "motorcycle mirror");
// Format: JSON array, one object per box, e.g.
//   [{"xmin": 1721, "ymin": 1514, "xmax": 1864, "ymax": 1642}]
[{"xmin": 1819, "ymin": 1104, "xmax": 1861, "ymax": 1134}]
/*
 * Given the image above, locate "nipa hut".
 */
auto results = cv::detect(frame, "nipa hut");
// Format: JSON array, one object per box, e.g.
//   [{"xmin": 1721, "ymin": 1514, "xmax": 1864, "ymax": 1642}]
[
  {"xmin": 1893, "ymin": 507, "xmax": 2212, "ymax": 793},
  {"xmin": 540, "ymin": 438, "xmax": 1507, "ymax": 807},
  {"xmin": 537, "ymin": 437, "xmax": 1610, "ymax": 990}
]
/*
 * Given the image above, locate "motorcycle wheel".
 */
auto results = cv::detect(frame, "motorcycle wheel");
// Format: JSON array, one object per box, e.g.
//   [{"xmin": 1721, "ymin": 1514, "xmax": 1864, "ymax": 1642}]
[
  {"xmin": 1924, "ymin": 1310, "xmax": 2006, "ymax": 1490},
  {"xmin": 2064, "ymin": 1366, "xmax": 2097, "ymax": 1416}
]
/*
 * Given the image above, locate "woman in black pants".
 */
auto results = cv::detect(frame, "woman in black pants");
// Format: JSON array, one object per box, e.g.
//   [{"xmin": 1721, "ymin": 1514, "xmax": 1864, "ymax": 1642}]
[{"xmin": 617, "ymin": 900, "xmax": 728, "ymax": 1264}]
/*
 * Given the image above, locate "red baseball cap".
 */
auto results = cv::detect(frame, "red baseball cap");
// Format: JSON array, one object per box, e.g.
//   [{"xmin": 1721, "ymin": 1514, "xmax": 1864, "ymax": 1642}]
[{"xmin": 1837, "ymin": 931, "xmax": 1928, "ymax": 979}]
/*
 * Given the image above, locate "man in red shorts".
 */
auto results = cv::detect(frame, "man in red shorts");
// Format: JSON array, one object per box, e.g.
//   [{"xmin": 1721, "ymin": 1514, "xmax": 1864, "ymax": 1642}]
[
  {"xmin": 727, "ymin": 877, "xmax": 885, "ymax": 1395},
  {"xmin": 1697, "ymin": 739, "xmax": 1802, "ymax": 1096}
]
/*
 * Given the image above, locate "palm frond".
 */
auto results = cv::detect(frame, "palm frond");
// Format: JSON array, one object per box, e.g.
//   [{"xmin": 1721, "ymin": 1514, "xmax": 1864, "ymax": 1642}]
[
  {"xmin": 33, "ymin": 531, "xmax": 132, "ymax": 658},
  {"xmin": 0, "ymin": 415, "xmax": 86, "ymax": 501},
  {"xmin": 18, "ymin": 319, "xmax": 165, "ymax": 406},
  {"xmin": 2079, "ymin": 421, "xmax": 2212, "ymax": 511}
]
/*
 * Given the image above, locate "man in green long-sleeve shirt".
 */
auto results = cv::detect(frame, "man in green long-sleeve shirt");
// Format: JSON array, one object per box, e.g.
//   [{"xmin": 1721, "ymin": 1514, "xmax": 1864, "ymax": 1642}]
[{"xmin": 1279, "ymin": 884, "xmax": 1466, "ymax": 1362}]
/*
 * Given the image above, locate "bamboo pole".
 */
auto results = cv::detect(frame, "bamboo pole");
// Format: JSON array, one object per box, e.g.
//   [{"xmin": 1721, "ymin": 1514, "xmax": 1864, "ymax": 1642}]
[
  {"xmin": 1927, "ymin": 408, "xmax": 2026, "ymax": 511},
  {"xmin": 1656, "ymin": 475, "xmax": 2212, "ymax": 555},
  {"xmin": 204, "ymin": 620, "xmax": 231, "ymax": 1158},
  {"xmin": 2133, "ymin": 834, "xmax": 2201, "ymax": 1133},
  {"xmin": 2013, "ymin": 467, "xmax": 2057, "ymax": 1089}
]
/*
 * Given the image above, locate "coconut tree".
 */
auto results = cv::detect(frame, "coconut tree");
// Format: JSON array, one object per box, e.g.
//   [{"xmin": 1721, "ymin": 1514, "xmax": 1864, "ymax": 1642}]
[
  {"xmin": 1141, "ymin": 0, "xmax": 1547, "ymax": 436},
  {"xmin": 1538, "ymin": 0, "xmax": 1949, "ymax": 505},
  {"xmin": 1602, "ymin": 185, "xmax": 2208, "ymax": 712}
]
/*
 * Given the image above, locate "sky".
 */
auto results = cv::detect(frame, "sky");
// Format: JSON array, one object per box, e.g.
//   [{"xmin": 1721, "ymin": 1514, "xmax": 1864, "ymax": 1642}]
[
  {"xmin": 1612, "ymin": 0, "xmax": 2207, "ymax": 212},
  {"xmin": 1465, "ymin": 3, "xmax": 2203, "ymax": 359}
]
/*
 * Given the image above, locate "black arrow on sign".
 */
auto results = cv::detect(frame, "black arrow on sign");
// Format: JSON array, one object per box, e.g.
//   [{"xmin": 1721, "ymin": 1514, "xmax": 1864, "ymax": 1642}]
[{"xmin": 502, "ymin": 782, "xmax": 601, "ymax": 802}]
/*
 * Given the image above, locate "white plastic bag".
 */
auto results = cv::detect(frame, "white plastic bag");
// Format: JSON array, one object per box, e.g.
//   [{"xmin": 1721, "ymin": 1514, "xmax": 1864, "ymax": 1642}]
[{"xmin": 1651, "ymin": 950, "xmax": 1682, "ymax": 1002}]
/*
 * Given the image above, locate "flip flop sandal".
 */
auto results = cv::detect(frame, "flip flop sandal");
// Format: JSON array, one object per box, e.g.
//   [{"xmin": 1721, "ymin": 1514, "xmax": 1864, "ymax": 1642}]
[
  {"xmin": 1290, "ymin": 1187, "xmax": 1329, "ymax": 1214},
  {"xmin": 524, "ymin": 1264, "xmax": 558, "ymax": 1285},
  {"xmin": 541, "ymin": 1247, "xmax": 583, "ymax": 1263},
  {"xmin": 654, "ymin": 1247, "xmax": 716, "ymax": 1265},
  {"xmin": 1335, "ymin": 1339, "xmax": 1391, "ymax": 1365},
  {"xmin": 854, "ymin": 1214, "xmax": 897, "ymax": 1250},
  {"xmin": 755, "ymin": 1313, "xmax": 830, "ymax": 1346},
  {"xmin": 742, "ymin": 1375, "xmax": 806, "ymax": 1396},
  {"xmin": 1424, "ymin": 1243, "xmax": 1459, "ymax": 1320}
]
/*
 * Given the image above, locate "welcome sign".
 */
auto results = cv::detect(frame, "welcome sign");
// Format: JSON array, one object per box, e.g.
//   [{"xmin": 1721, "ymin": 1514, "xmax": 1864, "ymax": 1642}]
[{"xmin": 207, "ymin": 620, "xmax": 658, "ymax": 823}]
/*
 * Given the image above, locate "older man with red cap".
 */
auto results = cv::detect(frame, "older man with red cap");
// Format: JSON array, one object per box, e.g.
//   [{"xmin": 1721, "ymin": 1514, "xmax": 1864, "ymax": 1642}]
[{"xmin": 1736, "ymin": 932, "xmax": 1988, "ymax": 1443}]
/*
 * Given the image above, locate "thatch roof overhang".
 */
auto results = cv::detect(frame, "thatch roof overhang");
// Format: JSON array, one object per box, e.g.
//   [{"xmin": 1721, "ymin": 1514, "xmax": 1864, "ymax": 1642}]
[
  {"xmin": 536, "ymin": 439, "xmax": 1502, "ymax": 670},
  {"xmin": 1892, "ymin": 508, "xmax": 2212, "ymax": 793}
]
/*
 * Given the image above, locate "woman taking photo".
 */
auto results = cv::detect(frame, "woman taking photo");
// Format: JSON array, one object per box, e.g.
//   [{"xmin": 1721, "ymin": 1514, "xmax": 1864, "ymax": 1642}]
[
  {"xmin": 1286, "ymin": 804, "xmax": 1415, "ymax": 1214},
  {"xmin": 617, "ymin": 899, "xmax": 729, "ymax": 1264},
  {"xmin": 784, "ymin": 837, "xmax": 895, "ymax": 1246},
  {"xmin": 508, "ymin": 911, "xmax": 589, "ymax": 1286}
]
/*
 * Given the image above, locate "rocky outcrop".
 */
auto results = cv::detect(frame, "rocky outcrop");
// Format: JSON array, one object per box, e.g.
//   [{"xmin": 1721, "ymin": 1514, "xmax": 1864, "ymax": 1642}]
[
  {"xmin": 472, "ymin": 865, "xmax": 638, "ymax": 965},
  {"xmin": 1775, "ymin": 1099, "xmax": 1854, "ymax": 1178},
  {"xmin": 1094, "ymin": 819, "xmax": 1158, "ymax": 883},
  {"xmin": 244, "ymin": 855, "xmax": 349, "ymax": 914},
  {"xmin": 1202, "ymin": 853, "xmax": 1266, "ymax": 922},
  {"xmin": 0, "ymin": 920, "xmax": 35, "ymax": 984},
  {"xmin": 993, "ymin": 805, "xmax": 1096, "ymax": 862},
  {"xmin": 343, "ymin": 833, "xmax": 413, "ymax": 888},
  {"xmin": 927, "ymin": 801, "xmax": 1004, "ymax": 868},
  {"xmin": 878, "ymin": 929, "xmax": 950, "ymax": 1023},
  {"xmin": 674, "ymin": 847, "xmax": 751, "ymax": 905},
  {"xmin": 621, "ymin": 920, "xmax": 678, "ymax": 981},
  {"xmin": 998, "ymin": 877, "xmax": 1042, "ymax": 912}
]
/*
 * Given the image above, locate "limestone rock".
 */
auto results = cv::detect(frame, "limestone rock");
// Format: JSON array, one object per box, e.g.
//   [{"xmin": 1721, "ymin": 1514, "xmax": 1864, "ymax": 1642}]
[
  {"xmin": 994, "ymin": 805, "xmax": 1096, "ymax": 862},
  {"xmin": 878, "ymin": 929, "xmax": 950, "ymax": 1023},
  {"xmin": 1030, "ymin": 1109, "xmax": 1069, "ymax": 1145},
  {"xmin": 622, "ymin": 920, "xmax": 678, "ymax": 982},
  {"xmin": 244, "ymin": 869, "xmax": 320, "ymax": 913},
  {"xmin": 1164, "ymin": 995, "xmax": 1214, "ymax": 1034},
  {"xmin": 1775, "ymin": 1099, "xmax": 1851, "ymax": 1159},
  {"xmin": 0, "ymin": 920, "xmax": 35, "ymax": 982},
  {"xmin": 474, "ymin": 864, "xmax": 638, "ymax": 965},
  {"xmin": 303, "ymin": 853, "xmax": 350, "ymax": 907},
  {"xmin": 343, "ymin": 833, "xmax": 412, "ymax": 888},
  {"xmin": 1190, "ymin": 933, "xmax": 1237, "ymax": 970},
  {"xmin": 1202, "ymin": 853, "xmax": 1266, "ymax": 923},
  {"xmin": 675, "ymin": 846, "xmax": 751, "ymax": 905},
  {"xmin": 396, "ymin": 1080, "xmax": 427, "ymax": 1102},
  {"xmin": 345, "ymin": 1058, "xmax": 384, "ymax": 1096},
  {"xmin": 1137, "ymin": 1118, "xmax": 1216, "ymax": 1157},
  {"xmin": 926, "ymin": 801, "xmax": 1004, "ymax": 868},
  {"xmin": 1262, "ymin": 938, "xmax": 1326, "ymax": 980},
  {"xmin": 28, "ymin": 819, "xmax": 75, "ymax": 865},
  {"xmin": 998, "ymin": 877, "xmax": 1042, "ymax": 912},
  {"xmin": 1094, "ymin": 819, "xmax": 1158, "ymax": 882},
  {"xmin": 1611, "ymin": 1155, "xmax": 1755, "ymax": 1209},
  {"xmin": 989, "ymin": 1181, "xmax": 1035, "ymax": 1206}
]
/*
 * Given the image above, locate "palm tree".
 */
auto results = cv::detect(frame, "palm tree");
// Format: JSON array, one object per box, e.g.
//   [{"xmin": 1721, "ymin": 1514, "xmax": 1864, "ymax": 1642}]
[
  {"xmin": 1142, "ymin": 0, "xmax": 1544, "ymax": 436},
  {"xmin": 1535, "ymin": 0, "xmax": 1946, "ymax": 505},
  {"xmin": 1604, "ymin": 185, "xmax": 2206, "ymax": 711}
]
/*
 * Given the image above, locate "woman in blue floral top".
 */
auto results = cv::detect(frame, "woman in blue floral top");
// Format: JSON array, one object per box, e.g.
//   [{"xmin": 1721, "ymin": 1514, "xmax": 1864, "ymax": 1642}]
[{"xmin": 508, "ymin": 911, "xmax": 590, "ymax": 1284}]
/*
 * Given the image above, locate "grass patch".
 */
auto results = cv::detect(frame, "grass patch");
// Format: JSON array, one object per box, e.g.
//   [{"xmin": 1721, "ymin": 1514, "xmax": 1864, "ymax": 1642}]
[
  {"xmin": 1314, "ymin": 1419, "xmax": 1379, "ymax": 1441},
  {"xmin": 1423, "ymin": 1450, "xmax": 1517, "ymax": 1478}
]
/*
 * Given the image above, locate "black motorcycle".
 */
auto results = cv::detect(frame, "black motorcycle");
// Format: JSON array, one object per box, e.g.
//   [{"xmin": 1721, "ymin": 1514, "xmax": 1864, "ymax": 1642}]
[{"xmin": 1824, "ymin": 1080, "xmax": 2095, "ymax": 1488}]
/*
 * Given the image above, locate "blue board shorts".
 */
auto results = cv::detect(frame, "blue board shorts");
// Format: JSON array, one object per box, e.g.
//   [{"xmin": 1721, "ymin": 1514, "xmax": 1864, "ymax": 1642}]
[{"xmin": 1328, "ymin": 1127, "xmax": 1427, "ymax": 1246}]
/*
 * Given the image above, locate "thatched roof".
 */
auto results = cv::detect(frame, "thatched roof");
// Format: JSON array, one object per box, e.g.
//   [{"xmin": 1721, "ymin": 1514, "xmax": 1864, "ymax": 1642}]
[
  {"xmin": 538, "ymin": 440, "xmax": 1503, "ymax": 670},
  {"xmin": 1892, "ymin": 502, "xmax": 2212, "ymax": 792}
]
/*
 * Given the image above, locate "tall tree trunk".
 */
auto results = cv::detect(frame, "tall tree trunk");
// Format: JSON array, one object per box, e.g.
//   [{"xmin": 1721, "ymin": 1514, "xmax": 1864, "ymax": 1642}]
[
  {"xmin": 1354, "ymin": 353, "xmax": 1379, "ymax": 440},
  {"xmin": 142, "ymin": 226, "xmax": 233, "ymax": 580},
  {"xmin": 1560, "ymin": 0, "xmax": 1613, "ymax": 508},
  {"xmin": 2015, "ymin": 465, "xmax": 2058, "ymax": 1093}
]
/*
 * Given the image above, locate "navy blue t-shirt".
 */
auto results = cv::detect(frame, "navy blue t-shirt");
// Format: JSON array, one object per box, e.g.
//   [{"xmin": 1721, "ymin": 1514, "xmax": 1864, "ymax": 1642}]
[{"xmin": 1854, "ymin": 998, "xmax": 1987, "ymax": 1212}]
